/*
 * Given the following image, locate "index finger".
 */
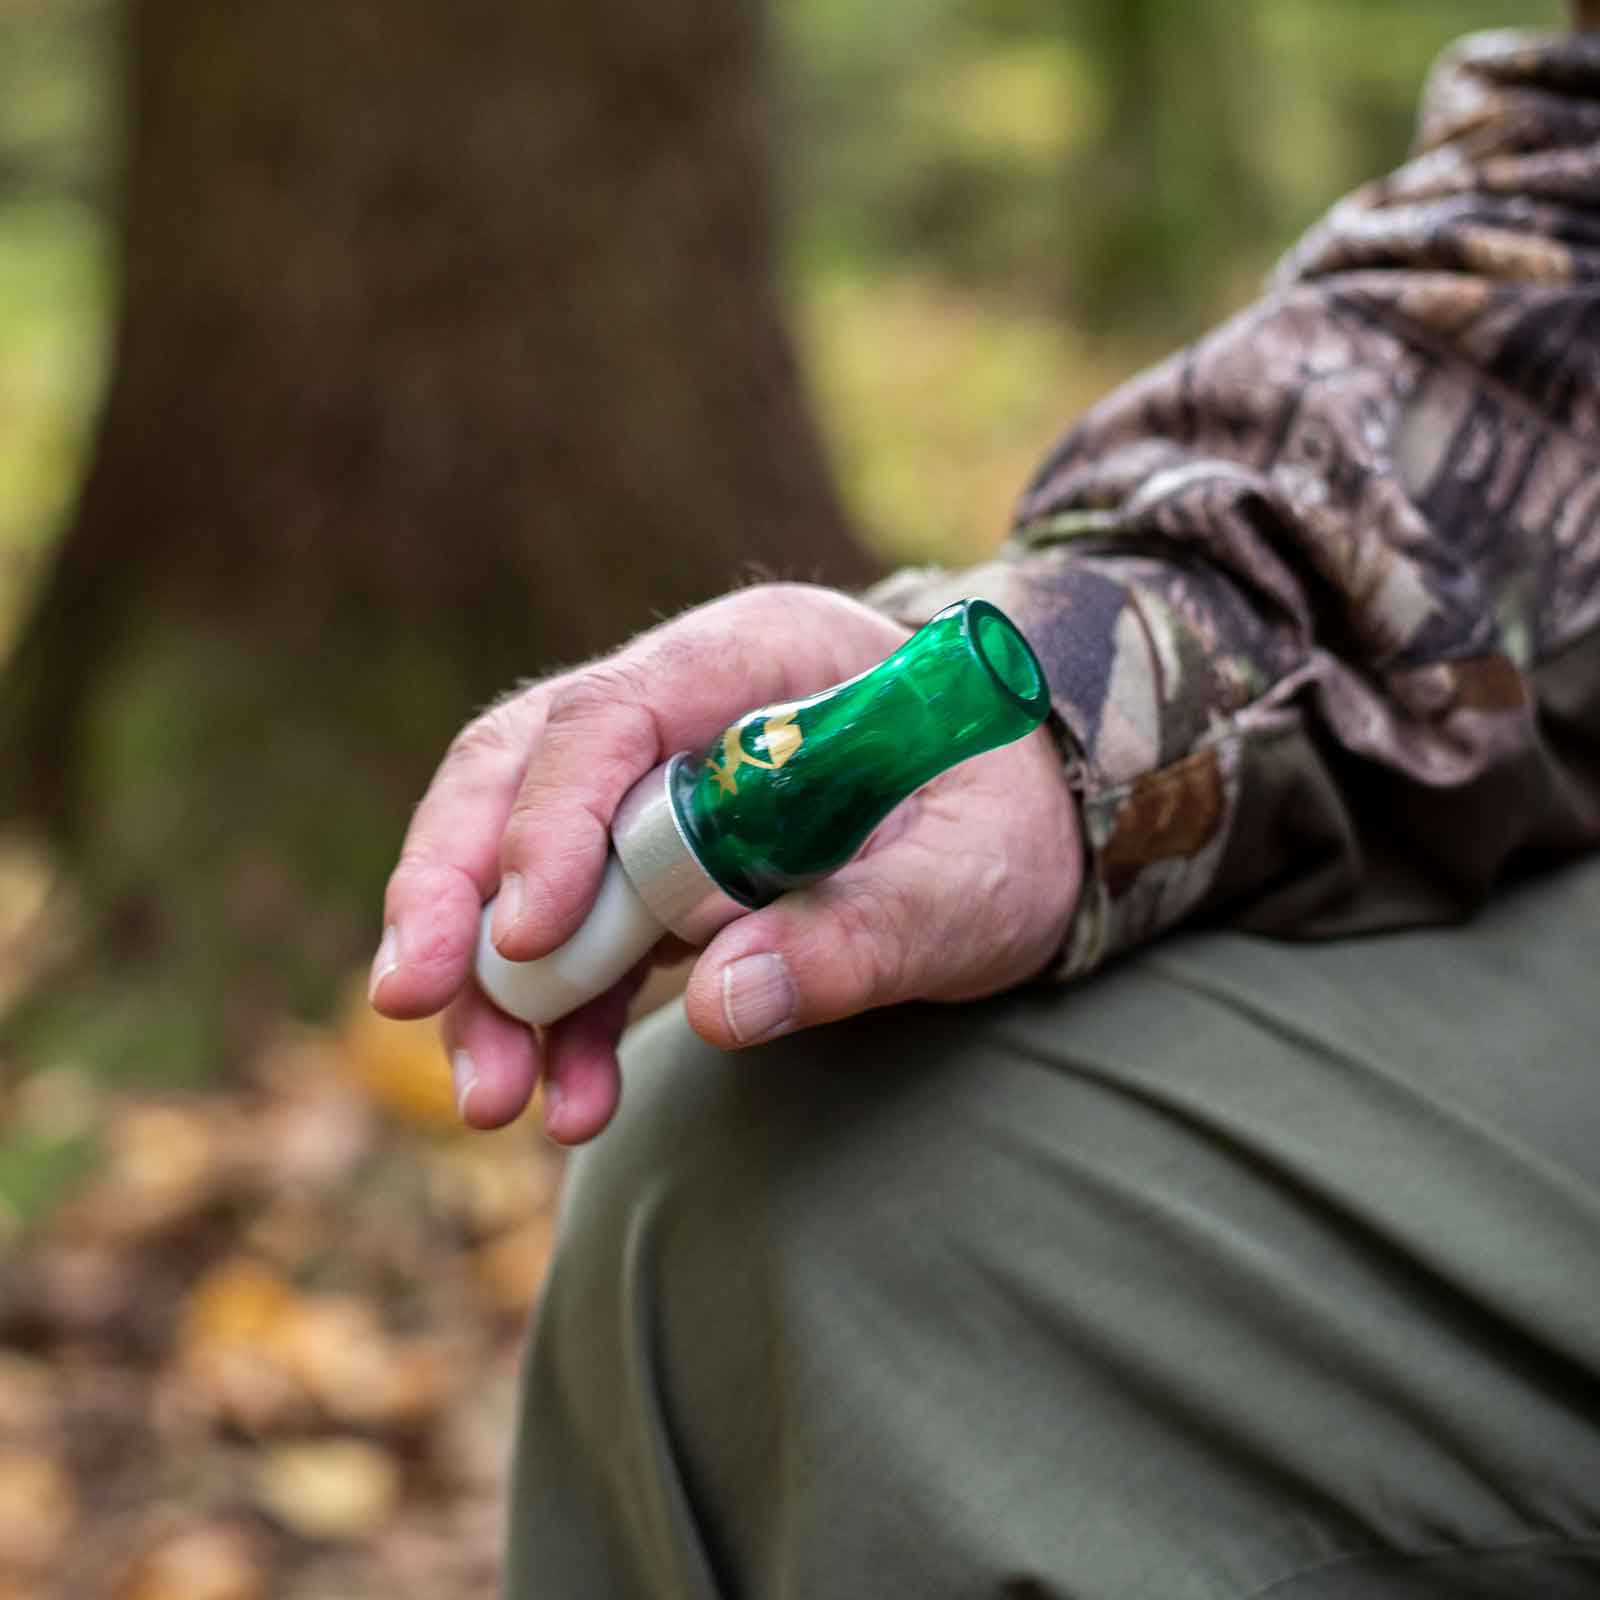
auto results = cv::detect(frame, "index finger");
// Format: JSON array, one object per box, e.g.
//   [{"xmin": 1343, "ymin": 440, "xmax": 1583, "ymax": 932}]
[
  {"xmin": 372, "ymin": 682, "xmax": 556, "ymax": 1020},
  {"xmin": 487, "ymin": 597, "xmax": 819, "ymax": 963}
]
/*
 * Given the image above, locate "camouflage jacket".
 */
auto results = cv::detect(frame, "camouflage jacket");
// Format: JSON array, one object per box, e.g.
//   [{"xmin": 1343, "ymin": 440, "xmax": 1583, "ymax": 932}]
[{"xmin": 869, "ymin": 28, "xmax": 1600, "ymax": 979}]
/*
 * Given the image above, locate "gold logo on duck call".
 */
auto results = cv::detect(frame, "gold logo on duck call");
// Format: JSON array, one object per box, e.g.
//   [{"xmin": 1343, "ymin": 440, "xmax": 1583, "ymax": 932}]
[{"xmin": 708, "ymin": 711, "xmax": 804, "ymax": 795}]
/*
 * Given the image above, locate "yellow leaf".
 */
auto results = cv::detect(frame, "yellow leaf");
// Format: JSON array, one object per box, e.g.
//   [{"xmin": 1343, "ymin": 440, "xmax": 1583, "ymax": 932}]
[
  {"xmin": 255, "ymin": 1440, "xmax": 401, "ymax": 1541},
  {"xmin": 0, "ymin": 1354, "xmax": 57, "ymax": 1437},
  {"xmin": 0, "ymin": 1450, "xmax": 76, "ymax": 1573},
  {"xmin": 66, "ymin": 1104, "xmax": 217, "ymax": 1241},
  {"xmin": 335, "ymin": 980, "xmax": 459, "ymax": 1131},
  {"xmin": 182, "ymin": 1258, "xmax": 295, "ymax": 1351},
  {"xmin": 425, "ymin": 1138, "xmax": 556, "ymax": 1237},
  {"xmin": 473, "ymin": 1213, "xmax": 556, "ymax": 1314},
  {"xmin": 278, "ymin": 1297, "xmax": 448, "ymax": 1427},
  {"xmin": 119, "ymin": 1524, "xmax": 264, "ymax": 1600},
  {"xmin": 178, "ymin": 1259, "xmax": 310, "ymax": 1432}
]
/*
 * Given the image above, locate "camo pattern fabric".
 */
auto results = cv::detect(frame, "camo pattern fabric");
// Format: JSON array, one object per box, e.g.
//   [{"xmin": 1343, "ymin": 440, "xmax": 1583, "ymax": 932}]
[{"xmin": 868, "ymin": 28, "xmax": 1600, "ymax": 978}]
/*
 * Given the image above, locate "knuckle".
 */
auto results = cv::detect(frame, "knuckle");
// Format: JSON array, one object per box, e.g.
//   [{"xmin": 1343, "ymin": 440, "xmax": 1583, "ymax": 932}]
[
  {"xmin": 385, "ymin": 848, "xmax": 433, "ymax": 902},
  {"xmin": 444, "ymin": 691, "xmax": 534, "ymax": 766},
  {"xmin": 445, "ymin": 716, "xmax": 498, "ymax": 767},
  {"xmin": 651, "ymin": 629, "xmax": 720, "ymax": 682},
  {"xmin": 388, "ymin": 848, "xmax": 463, "ymax": 905},
  {"xmin": 528, "ymin": 660, "xmax": 664, "ymax": 828},
  {"xmin": 547, "ymin": 658, "xmax": 652, "ymax": 728}
]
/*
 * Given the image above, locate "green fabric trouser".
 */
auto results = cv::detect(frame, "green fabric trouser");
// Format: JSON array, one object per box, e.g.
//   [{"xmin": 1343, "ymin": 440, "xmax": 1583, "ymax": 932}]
[{"xmin": 504, "ymin": 858, "xmax": 1600, "ymax": 1599}]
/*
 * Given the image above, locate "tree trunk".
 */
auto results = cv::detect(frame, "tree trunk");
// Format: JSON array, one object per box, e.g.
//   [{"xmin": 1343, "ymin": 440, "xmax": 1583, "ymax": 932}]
[{"xmin": 0, "ymin": 0, "xmax": 872, "ymax": 1067}]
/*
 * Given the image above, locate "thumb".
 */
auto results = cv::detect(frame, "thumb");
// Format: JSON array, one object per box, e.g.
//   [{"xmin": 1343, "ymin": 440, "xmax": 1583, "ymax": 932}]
[
  {"xmin": 683, "ymin": 868, "xmax": 930, "ymax": 1049},
  {"xmin": 683, "ymin": 731, "xmax": 1080, "ymax": 1050}
]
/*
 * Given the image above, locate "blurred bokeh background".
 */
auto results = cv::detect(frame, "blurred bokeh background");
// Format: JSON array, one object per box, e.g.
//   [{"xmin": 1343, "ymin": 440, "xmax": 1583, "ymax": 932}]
[{"xmin": 0, "ymin": 1, "xmax": 1562, "ymax": 1594}]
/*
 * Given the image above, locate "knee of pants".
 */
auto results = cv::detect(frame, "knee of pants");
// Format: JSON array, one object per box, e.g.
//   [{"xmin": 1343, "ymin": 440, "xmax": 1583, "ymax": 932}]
[
  {"xmin": 542, "ymin": 996, "xmax": 989, "ymax": 1351},
  {"xmin": 523, "ymin": 939, "xmax": 1600, "ymax": 1598},
  {"xmin": 524, "ymin": 995, "xmax": 1082, "ymax": 1594}
]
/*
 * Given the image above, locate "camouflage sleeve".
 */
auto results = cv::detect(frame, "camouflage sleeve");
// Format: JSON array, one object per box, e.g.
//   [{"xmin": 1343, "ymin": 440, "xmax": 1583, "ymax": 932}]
[{"xmin": 867, "ymin": 28, "xmax": 1600, "ymax": 979}]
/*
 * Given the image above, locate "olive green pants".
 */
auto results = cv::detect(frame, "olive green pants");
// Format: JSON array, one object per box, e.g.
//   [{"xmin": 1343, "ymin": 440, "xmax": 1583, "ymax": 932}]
[{"xmin": 505, "ymin": 858, "xmax": 1600, "ymax": 1599}]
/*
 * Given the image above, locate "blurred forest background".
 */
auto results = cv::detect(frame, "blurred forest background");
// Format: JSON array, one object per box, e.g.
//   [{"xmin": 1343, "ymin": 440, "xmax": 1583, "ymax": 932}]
[{"xmin": 0, "ymin": 1, "xmax": 1561, "ymax": 1595}]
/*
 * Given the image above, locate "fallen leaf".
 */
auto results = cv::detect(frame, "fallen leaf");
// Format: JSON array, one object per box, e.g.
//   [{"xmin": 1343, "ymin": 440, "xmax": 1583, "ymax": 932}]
[
  {"xmin": 181, "ymin": 1261, "xmax": 450, "ymax": 1432},
  {"xmin": 254, "ymin": 1091, "xmax": 373, "ymax": 1192},
  {"xmin": 27, "ymin": 1242, "xmax": 138, "ymax": 1339},
  {"xmin": 241, "ymin": 1028, "xmax": 376, "ymax": 1191},
  {"xmin": 184, "ymin": 1346, "xmax": 310, "ymax": 1435},
  {"xmin": 0, "ymin": 1354, "xmax": 57, "ymax": 1436},
  {"xmin": 279, "ymin": 1297, "xmax": 448, "ymax": 1428},
  {"xmin": 0, "ymin": 1449, "xmax": 76, "ymax": 1573},
  {"xmin": 255, "ymin": 1439, "xmax": 402, "ymax": 1541},
  {"xmin": 118, "ymin": 1522, "xmax": 265, "ymax": 1600},
  {"xmin": 183, "ymin": 1258, "xmax": 296, "ymax": 1350},
  {"xmin": 66, "ymin": 1104, "xmax": 218, "ymax": 1240},
  {"xmin": 425, "ymin": 1138, "xmax": 555, "ymax": 1237},
  {"xmin": 472, "ymin": 1214, "xmax": 556, "ymax": 1315},
  {"xmin": 178, "ymin": 1258, "xmax": 310, "ymax": 1431},
  {"xmin": 336, "ymin": 982, "xmax": 458, "ymax": 1131},
  {"xmin": 7, "ymin": 1064, "xmax": 101, "ymax": 1144},
  {"xmin": 241, "ymin": 1202, "xmax": 319, "ymax": 1270}
]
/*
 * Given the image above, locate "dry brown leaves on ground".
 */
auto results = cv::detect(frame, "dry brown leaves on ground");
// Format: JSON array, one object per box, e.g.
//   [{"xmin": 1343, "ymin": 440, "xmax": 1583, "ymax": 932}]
[{"xmin": 0, "ymin": 991, "xmax": 566, "ymax": 1600}]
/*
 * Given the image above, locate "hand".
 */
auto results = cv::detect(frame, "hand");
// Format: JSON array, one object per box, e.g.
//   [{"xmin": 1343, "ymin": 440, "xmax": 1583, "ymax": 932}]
[{"xmin": 370, "ymin": 583, "xmax": 1081, "ymax": 1144}]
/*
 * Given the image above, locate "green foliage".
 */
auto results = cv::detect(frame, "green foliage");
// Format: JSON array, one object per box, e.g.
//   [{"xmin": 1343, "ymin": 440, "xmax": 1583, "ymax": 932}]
[
  {"xmin": 798, "ymin": 270, "xmax": 1133, "ymax": 562},
  {"xmin": 785, "ymin": 0, "xmax": 1562, "ymax": 555},
  {"xmin": 0, "ymin": 1124, "xmax": 97, "ymax": 1230},
  {"xmin": 0, "ymin": 0, "xmax": 111, "ymax": 193},
  {"xmin": 786, "ymin": 0, "xmax": 1562, "ymax": 325},
  {"xmin": 0, "ymin": 0, "xmax": 112, "ymax": 653}
]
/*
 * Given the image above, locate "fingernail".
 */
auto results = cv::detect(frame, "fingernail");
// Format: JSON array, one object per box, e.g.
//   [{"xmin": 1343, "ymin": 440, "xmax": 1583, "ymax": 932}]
[
  {"xmin": 368, "ymin": 925, "xmax": 400, "ymax": 1002},
  {"xmin": 721, "ymin": 953, "xmax": 795, "ymax": 1045},
  {"xmin": 451, "ymin": 1048, "xmax": 479, "ymax": 1121},
  {"xmin": 491, "ymin": 872, "xmax": 525, "ymax": 949}
]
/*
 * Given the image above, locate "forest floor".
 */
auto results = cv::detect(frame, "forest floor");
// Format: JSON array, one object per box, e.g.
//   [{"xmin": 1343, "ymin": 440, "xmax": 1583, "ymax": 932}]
[{"xmin": 0, "ymin": 972, "xmax": 580, "ymax": 1600}]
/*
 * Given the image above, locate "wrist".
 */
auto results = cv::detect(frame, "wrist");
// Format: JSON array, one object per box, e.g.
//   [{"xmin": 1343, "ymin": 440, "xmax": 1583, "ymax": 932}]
[{"xmin": 1011, "ymin": 721, "xmax": 1086, "ymax": 978}]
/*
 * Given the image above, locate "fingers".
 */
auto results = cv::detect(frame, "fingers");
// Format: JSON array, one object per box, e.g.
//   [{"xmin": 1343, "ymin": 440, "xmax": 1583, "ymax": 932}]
[
  {"xmin": 440, "ymin": 958, "xmax": 648, "ymax": 1142},
  {"xmin": 375, "ymin": 582, "xmax": 926, "ymax": 1148},
  {"xmin": 538, "ymin": 969, "xmax": 646, "ymax": 1144},
  {"xmin": 489, "ymin": 662, "xmax": 667, "ymax": 961},
  {"xmin": 372, "ymin": 689, "xmax": 551, "ymax": 1019},
  {"xmin": 442, "ymin": 981, "xmax": 543, "ymax": 1130},
  {"xmin": 490, "ymin": 588, "xmax": 905, "ymax": 963}
]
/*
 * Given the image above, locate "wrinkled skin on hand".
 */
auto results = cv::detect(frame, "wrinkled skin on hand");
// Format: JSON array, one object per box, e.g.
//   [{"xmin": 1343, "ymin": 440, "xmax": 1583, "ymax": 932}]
[{"xmin": 370, "ymin": 584, "xmax": 1081, "ymax": 1144}]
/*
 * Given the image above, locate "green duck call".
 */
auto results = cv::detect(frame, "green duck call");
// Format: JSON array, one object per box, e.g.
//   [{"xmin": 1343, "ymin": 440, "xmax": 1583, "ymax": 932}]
[{"xmin": 475, "ymin": 597, "xmax": 1050, "ymax": 1026}]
